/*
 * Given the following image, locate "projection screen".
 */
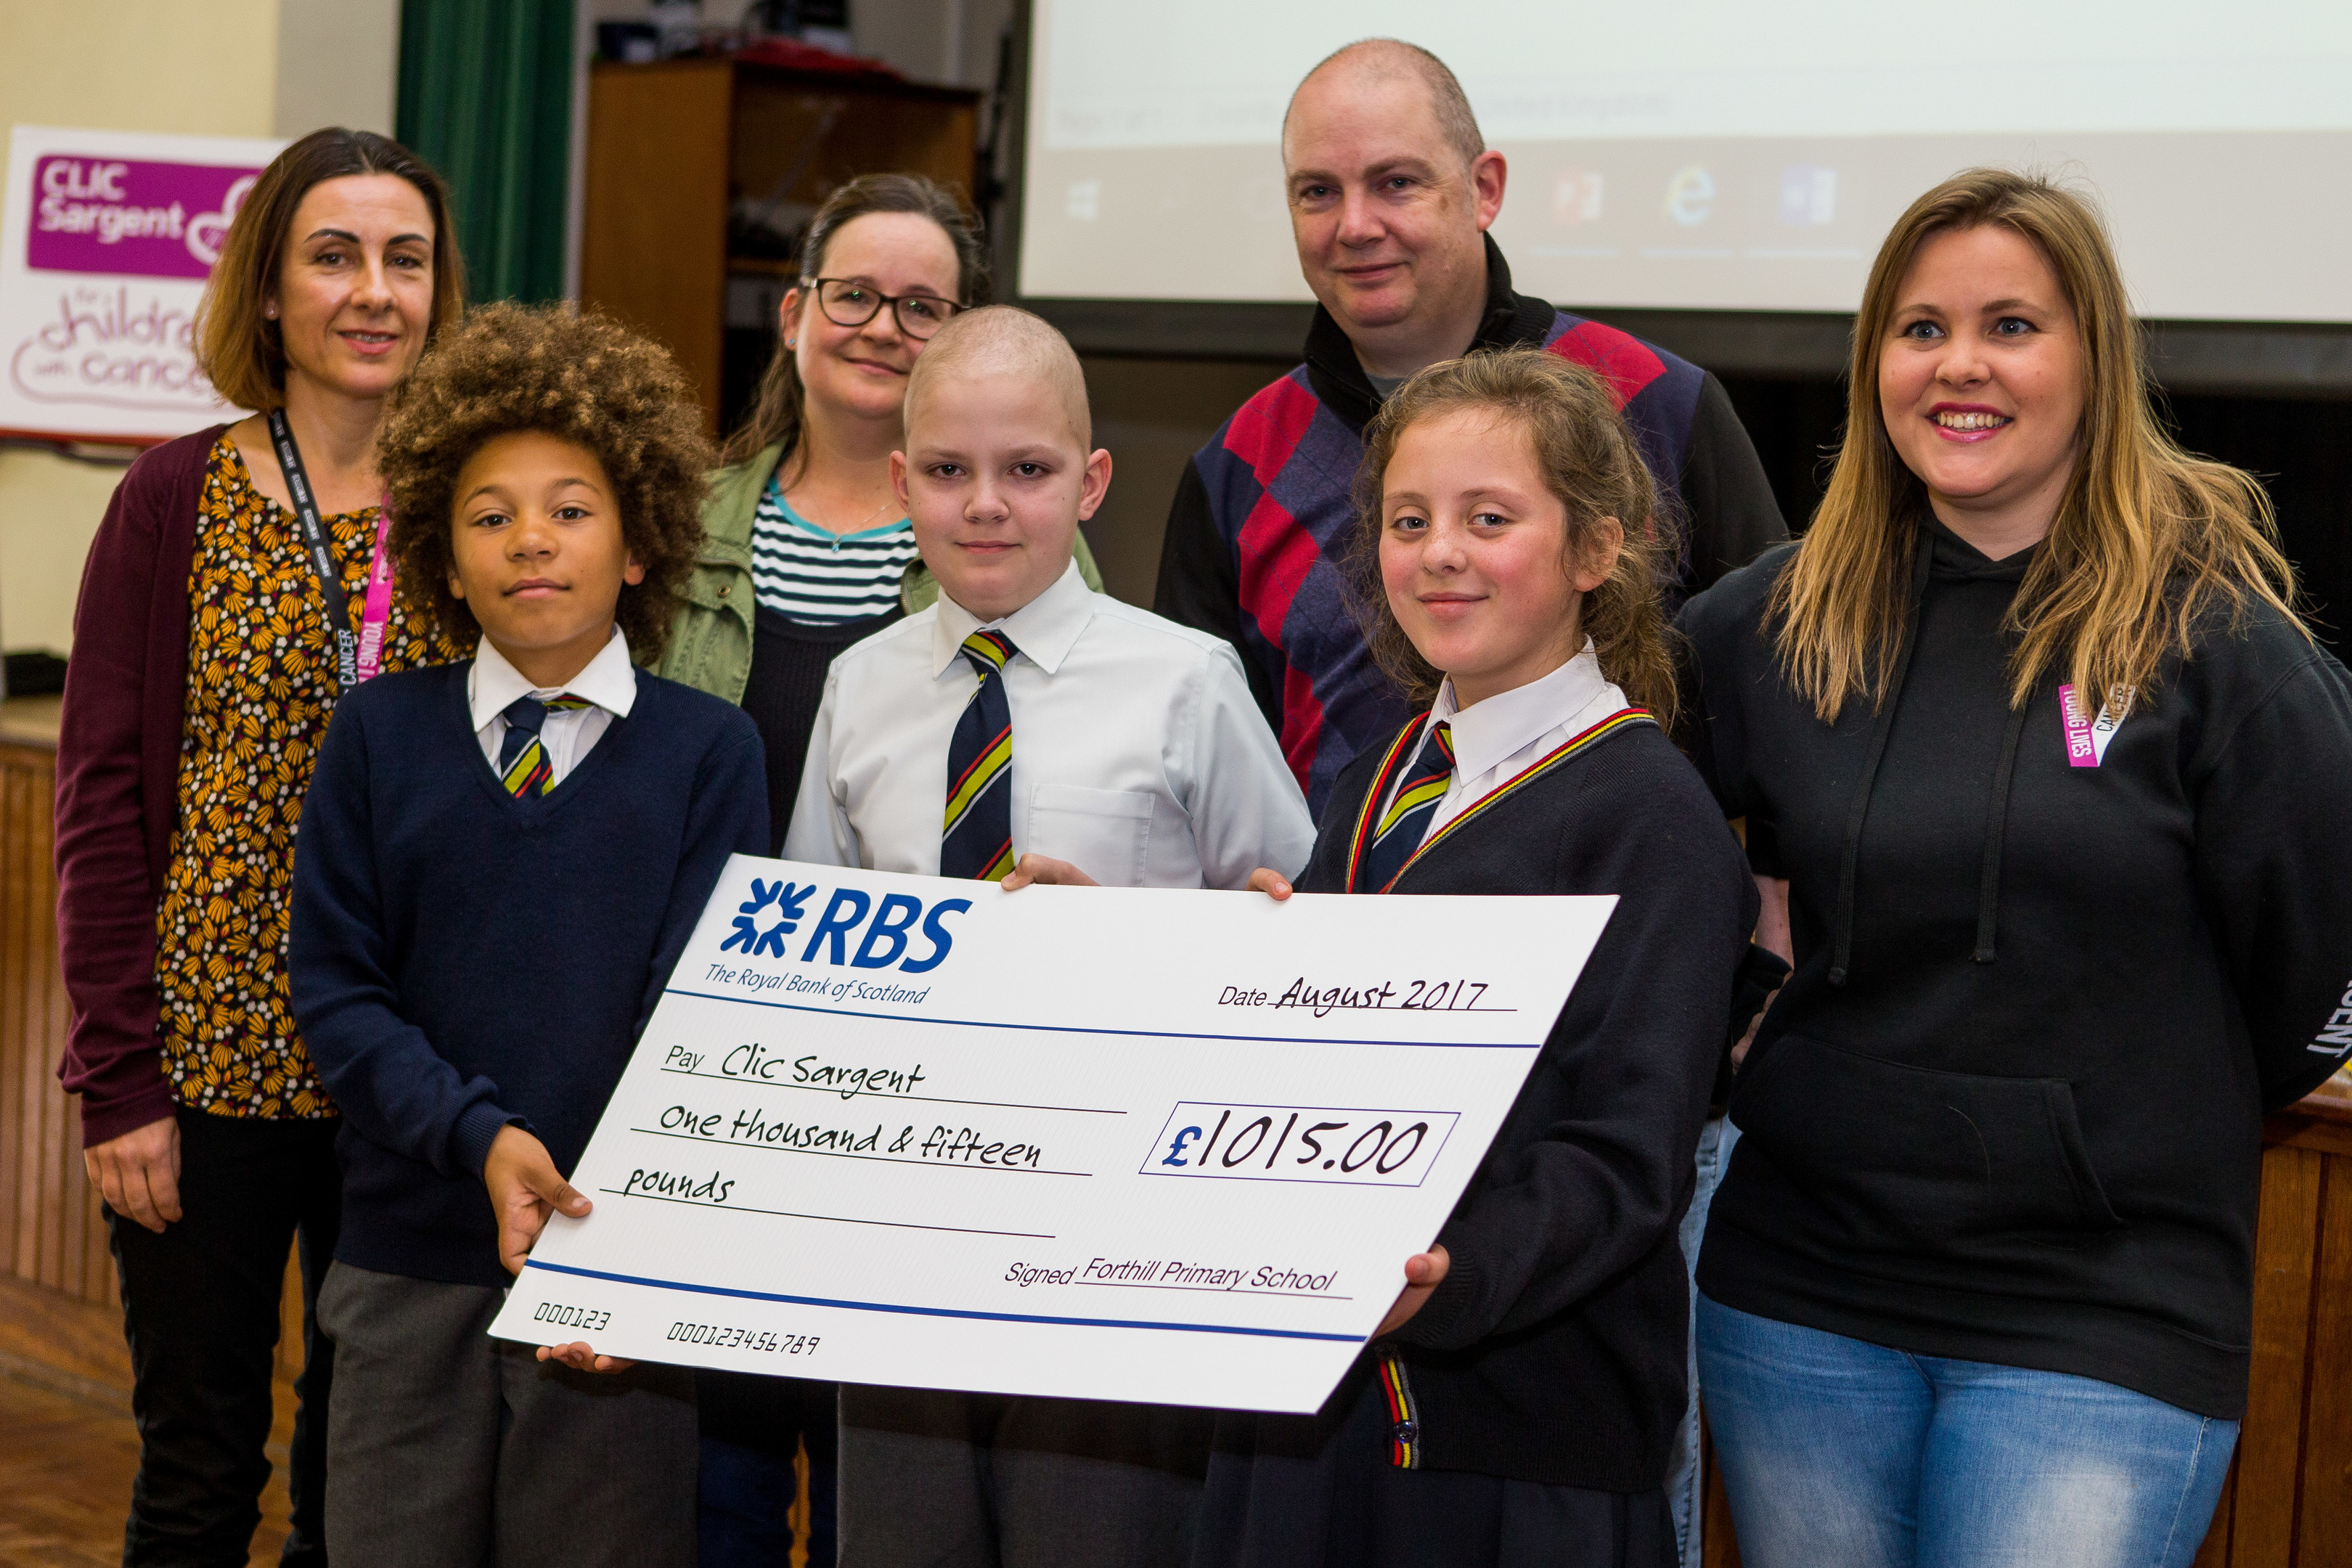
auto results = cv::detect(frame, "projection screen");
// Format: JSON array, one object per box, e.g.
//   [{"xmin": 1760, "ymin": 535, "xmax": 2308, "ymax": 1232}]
[{"xmin": 1018, "ymin": 0, "xmax": 2352, "ymax": 326}]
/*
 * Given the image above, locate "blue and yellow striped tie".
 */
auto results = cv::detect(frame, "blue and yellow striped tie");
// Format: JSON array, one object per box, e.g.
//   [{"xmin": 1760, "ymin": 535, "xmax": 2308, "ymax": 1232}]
[
  {"xmin": 942, "ymin": 631, "xmax": 1018, "ymax": 881},
  {"xmin": 498, "ymin": 694, "xmax": 592, "ymax": 797},
  {"xmin": 1357, "ymin": 721, "xmax": 1454, "ymax": 892}
]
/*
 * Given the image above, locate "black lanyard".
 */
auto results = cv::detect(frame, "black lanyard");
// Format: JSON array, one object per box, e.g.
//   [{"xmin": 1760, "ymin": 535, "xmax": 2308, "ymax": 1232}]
[{"xmin": 266, "ymin": 408, "xmax": 360, "ymax": 689}]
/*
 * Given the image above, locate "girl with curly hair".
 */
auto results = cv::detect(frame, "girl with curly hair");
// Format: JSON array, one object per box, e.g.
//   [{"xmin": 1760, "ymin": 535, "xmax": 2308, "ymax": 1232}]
[
  {"xmin": 285, "ymin": 302, "xmax": 769, "ymax": 1567},
  {"xmin": 1216, "ymin": 348, "xmax": 1762, "ymax": 1568}
]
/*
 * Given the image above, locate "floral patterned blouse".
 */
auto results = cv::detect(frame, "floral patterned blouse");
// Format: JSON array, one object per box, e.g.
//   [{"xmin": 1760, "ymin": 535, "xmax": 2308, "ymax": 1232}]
[{"xmin": 154, "ymin": 434, "xmax": 455, "ymax": 1118}]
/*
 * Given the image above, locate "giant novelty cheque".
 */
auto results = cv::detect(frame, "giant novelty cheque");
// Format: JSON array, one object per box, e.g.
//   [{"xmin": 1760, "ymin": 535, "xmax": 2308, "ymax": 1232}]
[{"xmin": 490, "ymin": 857, "xmax": 1613, "ymax": 1413}]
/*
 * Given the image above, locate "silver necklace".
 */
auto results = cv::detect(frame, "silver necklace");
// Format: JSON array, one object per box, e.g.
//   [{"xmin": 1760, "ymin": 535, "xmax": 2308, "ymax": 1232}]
[{"xmin": 785, "ymin": 484, "xmax": 894, "ymax": 551}]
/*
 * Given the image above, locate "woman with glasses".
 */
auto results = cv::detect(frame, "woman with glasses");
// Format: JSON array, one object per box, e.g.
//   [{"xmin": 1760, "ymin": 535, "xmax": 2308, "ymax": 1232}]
[
  {"xmin": 659, "ymin": 173, "xmax": 1100, "ymax": 857},
  {"xmin": 656, "ymin": 172, "xmax": 1098, "ymax": 1568}
]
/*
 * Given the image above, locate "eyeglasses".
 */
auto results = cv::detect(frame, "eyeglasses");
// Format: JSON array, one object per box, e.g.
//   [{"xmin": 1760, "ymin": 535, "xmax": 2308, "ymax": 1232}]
[{"xmin": 800, "ymin": 277, "xmax": 965, "ymax": 340}]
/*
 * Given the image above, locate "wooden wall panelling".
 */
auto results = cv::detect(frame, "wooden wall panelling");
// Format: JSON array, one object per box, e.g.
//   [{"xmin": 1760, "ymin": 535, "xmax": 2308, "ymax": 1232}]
[
  {"xmin": 581, "ymin": 60, "xmax": 735, "ymax": 429},
  {"xmin": 2, "ymin": 754, "xmax": 31, "ymax": 1281},
  {"xmin": 0, "ymin": 738, "xmax": 113, "ymax": 1313},
  {"xmin": 7, "ymin": 746, "xmax": 53, "ymax": 1288},
  {"xmin": 2232, "ymin": 1144, "xmax": 2323, "ymax": 1564},
  {"xmin": 2295, "ymin": 1156, "xmax": 2352, "ymax": 1556}
]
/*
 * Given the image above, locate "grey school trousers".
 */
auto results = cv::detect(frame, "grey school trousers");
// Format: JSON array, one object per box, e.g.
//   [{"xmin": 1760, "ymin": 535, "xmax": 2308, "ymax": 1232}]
[
  {"xmin": 840, "ymin": 1385, "xmax": 1212, "ymax": 1567},
  {"xmin": 316, "ymin": 1260, "xmax": 698, "ymax": 1567}
]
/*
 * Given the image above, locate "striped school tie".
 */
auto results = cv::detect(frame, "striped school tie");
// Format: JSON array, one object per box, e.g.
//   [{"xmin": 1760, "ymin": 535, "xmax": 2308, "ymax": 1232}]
[
  {"xmin": 1357, "ymin": 721, "xmax": 1454, "ymax": 892},
  {"xmin": 498, "ymin": 694, "xmax": 593, "ymax": 797},
  {"xmin": 941, "ymin": 630, "xmax": 1018, "ymax": 881}
]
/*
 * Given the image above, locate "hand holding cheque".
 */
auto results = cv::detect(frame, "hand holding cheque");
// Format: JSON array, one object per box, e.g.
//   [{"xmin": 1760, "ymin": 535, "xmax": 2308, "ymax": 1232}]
[{"xmin": 493, "ymin": 855, "xmax": 1610, "ymax": 1413}]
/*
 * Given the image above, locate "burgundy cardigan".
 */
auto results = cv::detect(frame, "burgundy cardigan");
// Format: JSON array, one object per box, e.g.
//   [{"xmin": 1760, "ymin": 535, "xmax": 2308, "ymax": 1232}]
[{"xmin": 54, "ymin": 425, "xmax": 227, "ymax": 1145}]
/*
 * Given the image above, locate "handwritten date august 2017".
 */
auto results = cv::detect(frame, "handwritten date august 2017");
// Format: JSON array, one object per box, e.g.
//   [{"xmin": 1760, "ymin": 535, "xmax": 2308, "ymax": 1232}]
[{"xmin": 1217, "ymin": 977, "xmax": 1495, "ymax": 1018}]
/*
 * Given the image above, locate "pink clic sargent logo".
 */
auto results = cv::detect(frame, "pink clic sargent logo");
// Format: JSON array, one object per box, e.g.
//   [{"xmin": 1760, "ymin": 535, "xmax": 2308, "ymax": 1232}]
[{"xmin": 26, "ymin": 156, "xmax": 261, "ymax": 281}]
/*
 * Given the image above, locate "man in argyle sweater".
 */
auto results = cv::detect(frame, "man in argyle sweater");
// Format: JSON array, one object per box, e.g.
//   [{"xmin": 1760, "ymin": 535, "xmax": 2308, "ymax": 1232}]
[{"xmin": 1155, "ymin": 40, "xmax": 1785, "ymax": 818}]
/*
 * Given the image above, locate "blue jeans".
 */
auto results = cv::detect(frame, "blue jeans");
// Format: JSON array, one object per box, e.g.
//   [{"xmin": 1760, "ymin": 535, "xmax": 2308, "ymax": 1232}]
[
  {"xmin": 1665, "ymin": 1114, "xmax": 1737, "ymax": 1567},
  {"xmin": 1696, "ymin": 1296, "xmax": 2237, "ymax": 1568}
]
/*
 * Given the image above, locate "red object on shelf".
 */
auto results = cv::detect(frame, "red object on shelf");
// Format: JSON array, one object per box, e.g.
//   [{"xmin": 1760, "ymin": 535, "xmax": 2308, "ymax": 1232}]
[{"xmin": 732, "ymin": 37, "xmax": 902, "ymax": 78}]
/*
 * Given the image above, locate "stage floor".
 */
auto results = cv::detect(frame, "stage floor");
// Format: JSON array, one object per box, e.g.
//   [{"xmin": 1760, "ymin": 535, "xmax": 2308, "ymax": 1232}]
[{"xmin": 0, "ymin": 1372, "xmax": 290, "ymax": 1567}]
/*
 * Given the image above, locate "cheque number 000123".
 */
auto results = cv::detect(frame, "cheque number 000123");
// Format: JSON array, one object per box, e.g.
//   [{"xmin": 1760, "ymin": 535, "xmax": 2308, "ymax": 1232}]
[{"xmin": 1140, "ymin": 1103, "xmax": 1460, "ymax": 1188}]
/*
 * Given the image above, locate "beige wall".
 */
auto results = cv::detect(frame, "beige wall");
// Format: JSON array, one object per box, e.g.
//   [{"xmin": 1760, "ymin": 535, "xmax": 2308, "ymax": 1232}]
[
  {"xmin": 0, "ymin": 0, "xmax": 397, "ymax": 658},
  {"xmin": 275, "ymin": 0, "xmax": 399, "ymax": 141}
]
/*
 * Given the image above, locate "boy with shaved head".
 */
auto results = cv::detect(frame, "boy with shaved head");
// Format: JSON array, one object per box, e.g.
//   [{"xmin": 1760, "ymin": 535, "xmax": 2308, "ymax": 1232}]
[{"xmin": 783, "ymin": 306, "xmax": 1315, "ymax": 1565}]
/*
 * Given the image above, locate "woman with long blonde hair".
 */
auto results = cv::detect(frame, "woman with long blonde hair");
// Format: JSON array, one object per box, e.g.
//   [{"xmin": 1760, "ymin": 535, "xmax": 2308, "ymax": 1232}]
[{"xmin": 1676, "ymin": 167, "xmax": 2352, "ymax": 1567}]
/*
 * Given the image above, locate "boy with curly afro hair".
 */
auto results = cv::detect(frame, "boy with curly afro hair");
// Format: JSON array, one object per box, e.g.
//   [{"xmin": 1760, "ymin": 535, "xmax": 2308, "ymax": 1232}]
[
  {"xmin": 287, "ymin": 301, "xmax": 767, "ymax": 1567},
  {"xmin": 377, "ymin": 300, "xmax": 710, "ymax": 658}
]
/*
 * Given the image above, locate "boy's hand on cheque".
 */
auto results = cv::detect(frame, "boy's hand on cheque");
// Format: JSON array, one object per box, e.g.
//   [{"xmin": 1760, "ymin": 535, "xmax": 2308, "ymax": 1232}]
[
  {"xmin": 483, "ymin": 1125, "xmax": 591, "ymax": 1276},
  {"xmin": 1245, "ymin": 867, "xmax": 1294, "ymax": 902},
  {"xmin": 1001, "ymin": 854, "xmax": 1099, "ymax": 889},
  {"xmin": 1374, "ymin": 1245, "xmax": 1452, "ymax": 1337},
  {"xmin": 537, "ymin": 1341, "xmax": 636, "ymax": 1374}
]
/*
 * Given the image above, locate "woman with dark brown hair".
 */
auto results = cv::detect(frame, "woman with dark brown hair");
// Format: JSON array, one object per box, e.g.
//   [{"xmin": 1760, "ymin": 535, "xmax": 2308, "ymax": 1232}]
[
  {"xmin": 1678, "ymin": 169, "xmax": 2352, "ymax": 1567},
  {"xmin": 53, "ymin": 126, "xmax": 462, "ymax": 1565},
  {"xmin": 658, "ymin": 173, "xmax": 1100, "ymax": 848}
]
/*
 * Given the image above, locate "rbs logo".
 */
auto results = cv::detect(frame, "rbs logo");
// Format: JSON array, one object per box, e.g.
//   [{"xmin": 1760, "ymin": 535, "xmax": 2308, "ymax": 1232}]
[{"xmin": 720, "ymin": 878, "xmax": 967, "ymax": 974}]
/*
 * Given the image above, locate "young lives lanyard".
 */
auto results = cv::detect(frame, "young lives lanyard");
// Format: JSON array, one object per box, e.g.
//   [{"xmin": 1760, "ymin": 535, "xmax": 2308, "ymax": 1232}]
[{"xmin": 267, "ymin": 408, "xmax": 396, "ymax": 688}]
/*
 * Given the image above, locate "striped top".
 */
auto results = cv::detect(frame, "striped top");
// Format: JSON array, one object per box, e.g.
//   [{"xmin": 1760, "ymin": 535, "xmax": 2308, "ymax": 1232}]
[{"xmin": 750, "ymin": 476, "xmax": 920, "ymax": 624}]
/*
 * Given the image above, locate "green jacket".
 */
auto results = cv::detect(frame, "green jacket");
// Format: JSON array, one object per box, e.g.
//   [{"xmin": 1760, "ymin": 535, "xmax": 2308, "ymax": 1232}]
[{"xmin": 652, "ymin": 440, "xmax": 1105, "ymax": 704}]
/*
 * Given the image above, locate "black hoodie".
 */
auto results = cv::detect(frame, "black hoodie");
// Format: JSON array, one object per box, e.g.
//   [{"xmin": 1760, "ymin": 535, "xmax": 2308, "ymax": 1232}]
[{"xmin": 1675, "ymin": 519, "xmax": 2352, "ymax": 1418}]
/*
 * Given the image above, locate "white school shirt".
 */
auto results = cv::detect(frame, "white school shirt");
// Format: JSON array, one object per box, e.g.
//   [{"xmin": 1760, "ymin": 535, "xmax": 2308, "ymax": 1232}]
[
  {"xmin": 1382, "ymin": 641, "xmax": 1631, "ymax": 849},
  {"xmin": 783, "ymin": 560, "xmax": 1315, "ymax": 889},
  {"xmin": 467, "ymin": 625, "xmax": 638, "ymax": 788}
]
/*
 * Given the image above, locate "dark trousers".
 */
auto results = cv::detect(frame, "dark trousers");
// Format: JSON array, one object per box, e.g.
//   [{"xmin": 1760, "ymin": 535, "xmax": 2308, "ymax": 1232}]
[
  {"xmin": 698, "ymin": 1371, "xmax": 838, "ymax": 1567},
  {"xmin": 838, "ymin": 1387, "xmax": 1211, "ymax": 1568},
  {"xmin": 105, "ymin": 1106, "xmax": 342, "ymax": 1567},
  {"xmin": 317, "ymin": 1262, "xmax": 698, "ymax": 1567},
  {"xmin": 1195, "ymin": 1360, "xmax": 1674, "ymax": 1568}
]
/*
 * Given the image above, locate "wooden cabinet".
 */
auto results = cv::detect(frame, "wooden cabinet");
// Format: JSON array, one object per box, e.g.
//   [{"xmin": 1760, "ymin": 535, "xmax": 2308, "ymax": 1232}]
[{"xmin": 579, "ymin": 58, "xmax": 982, "ymax": 436}]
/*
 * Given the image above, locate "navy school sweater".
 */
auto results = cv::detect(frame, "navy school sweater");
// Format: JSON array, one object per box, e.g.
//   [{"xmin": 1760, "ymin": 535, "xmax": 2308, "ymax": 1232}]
[
  {"xmin": 1677, "ymin": 521, "xmax": 2352, "ymax": 1418},
  {"xmin": 1154, "ymin": 234, "xmax": 1786, "ymax": 816},
  {"xmin": 289, "ymin": 661, "xmax": 768, "ymax": 1289},
  {"xmin": 1294, "ymin": 715, "xmax": 1757, "ymax": 1490}
]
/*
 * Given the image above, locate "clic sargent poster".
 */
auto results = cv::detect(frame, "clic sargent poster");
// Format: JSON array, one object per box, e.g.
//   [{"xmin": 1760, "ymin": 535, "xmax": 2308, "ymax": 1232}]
[{"xmin": 0, "ymin": 126, "xmax": 285, "ymax": 443}]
